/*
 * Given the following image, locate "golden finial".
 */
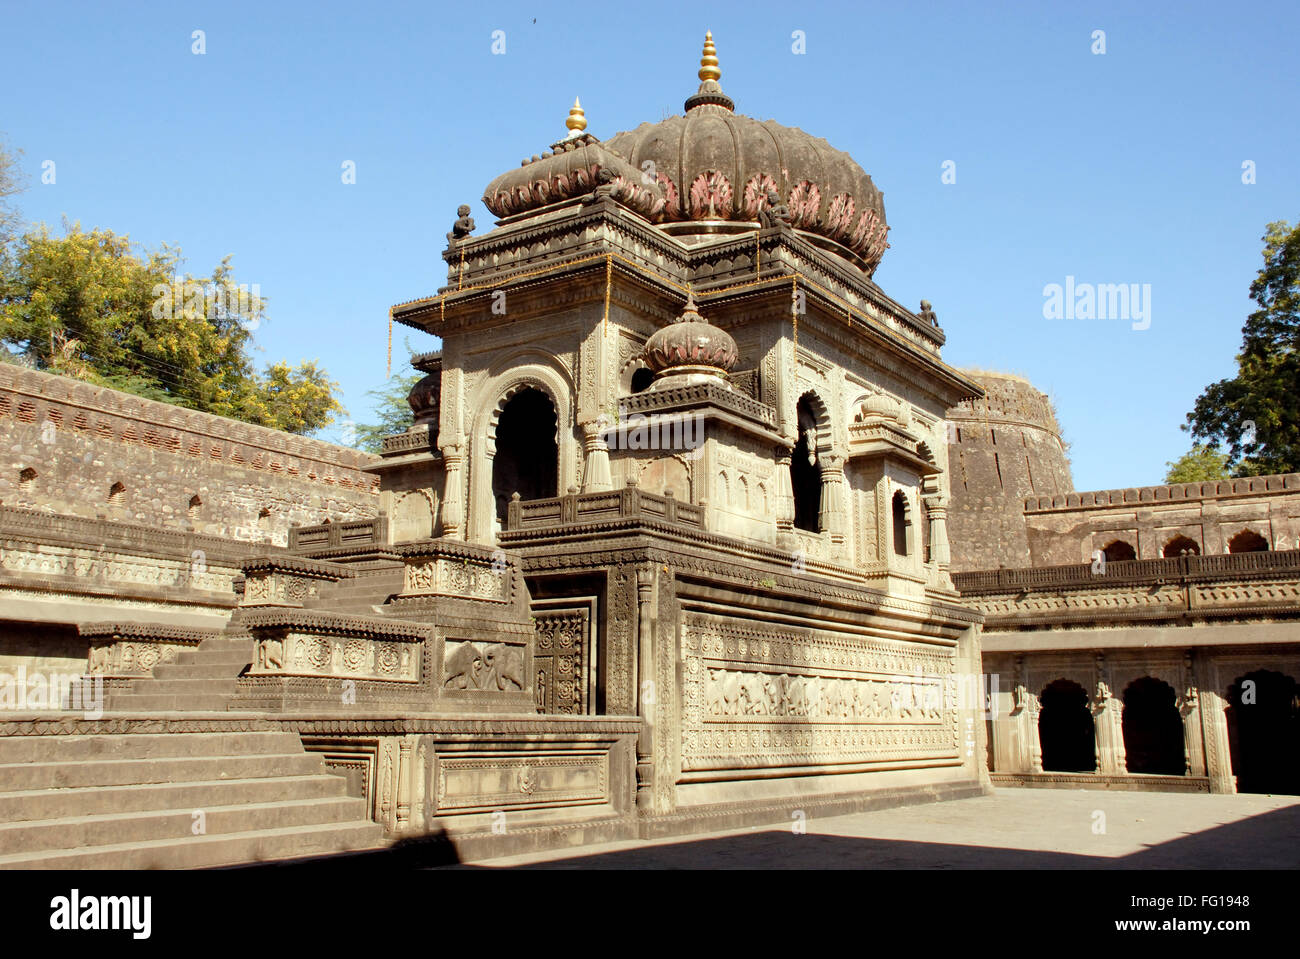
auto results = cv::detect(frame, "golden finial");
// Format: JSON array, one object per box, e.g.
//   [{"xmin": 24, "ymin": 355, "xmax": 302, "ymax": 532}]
[
  {"xmin": 698, "ymin": 31, "xmax": 720, "ymax": 82},
  {"xmin": 564, "ymin": 97, "xmax": 587, "ymax": 138}
]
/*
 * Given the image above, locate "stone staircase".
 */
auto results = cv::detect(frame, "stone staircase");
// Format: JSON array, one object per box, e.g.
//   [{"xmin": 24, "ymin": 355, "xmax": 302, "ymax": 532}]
[
  {"xmin": 106, "ymin": 631, "xmax": 254, "ymax": 712},
  {"xmin": 0, "ymin": 731, "xmax": 386, "ymax": 868}
]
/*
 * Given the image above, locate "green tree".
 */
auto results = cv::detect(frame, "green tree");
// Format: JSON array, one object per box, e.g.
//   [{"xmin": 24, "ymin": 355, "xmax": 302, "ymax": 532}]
[
  {"xmin": 1164, "ymin": 444, "xmax": 1231, "ymax": 484},
  {"xmin": 1185, "ymin": 220, "xmax": 1300, "ymax": 475},
  {"xmin": 0, "ymin": 221, "xmax": 342, "ymax": 434},
  {"xmin": 352, "ymin": 371, "xmax": 423, "ymax": 453},
  {"xmin": 0, "ymin": 137, "xmax": 26, "ymax": 251}
]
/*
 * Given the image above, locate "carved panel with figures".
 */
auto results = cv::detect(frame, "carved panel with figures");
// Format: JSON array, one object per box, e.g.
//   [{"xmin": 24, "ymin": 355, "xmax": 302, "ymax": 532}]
[{"xmin": 680, "ymin": 614, "xmax": 959, "ymax": 771}]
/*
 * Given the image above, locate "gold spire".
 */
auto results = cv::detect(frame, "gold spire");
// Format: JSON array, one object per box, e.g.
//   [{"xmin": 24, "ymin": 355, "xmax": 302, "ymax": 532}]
[
  {"xmin": 564, "ymin": 97, "xmax": 587, "ymax": 139},
  {"xmin": 698, "ymin": 31, "xmax": 720, "ymax": 82}
]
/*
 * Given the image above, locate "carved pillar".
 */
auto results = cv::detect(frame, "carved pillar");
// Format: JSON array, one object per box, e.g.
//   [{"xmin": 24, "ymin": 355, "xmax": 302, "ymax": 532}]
[
  {"xmin": 440, "ymin": 444, "xmax": 465, "ymax": 541},
  {"xmin": 1200, "ymin": 688, "xmax": 1236, "ymax": 794},
  {"xmin": 1026, "ymin": 693, "xmax": 1043, "ymax": 773},
  {"xmin": 1091, "ymin": 655, "xmax": 1125, "ymax": 775},
  {"xmin": 1180, "ymin": 650, "xmax": 1205, "ymax": 777},
  {"xmin": 773, "ymin": 449, "xmax": 795, "ymax": 533},
  {"xmin": 396, "ymin": 738, "xmax": 413, "ymax": 831},
  {"xmin": 819, "ymin": 452, "xmax": 846, "ymax": 544},
  {"xmin": 581, "ymin": 421, "xmax": 612, "ymax": 492},
  {"xmin": 924, "ymin": 494, "xmax": 952, "ymax": 567},
  {"xmin": 634, "ymin": 566, "xmax": 656, "ymax": 813}
]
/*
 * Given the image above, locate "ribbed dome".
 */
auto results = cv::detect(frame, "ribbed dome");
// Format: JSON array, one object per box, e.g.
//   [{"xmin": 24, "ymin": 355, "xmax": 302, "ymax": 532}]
[{"xmin": 603, "ymin": 34, "xmax": 890, "ymax": 274}]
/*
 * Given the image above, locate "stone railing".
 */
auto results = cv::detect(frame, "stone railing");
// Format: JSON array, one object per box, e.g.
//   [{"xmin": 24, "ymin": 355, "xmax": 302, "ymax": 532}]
[
  {"xmin": 80, "ymin": 623, "xmax": 224, "ymax": 678},
  {"xmin": 504, "ymin": 483, "xmax": 705, "ymax": 534},
  {"xmin": 288, "ymin": 514, "xmax": 389, "ymax": 553},
  {"xmin": 954, "ymin": 549, "xmax": 1300, "ymax": 594},
  {"xmin": 956, "ymin": 550, "xmax": 1300, "ymax": 630},
  {"xmin": 240, "ymin": 554, "xmax": 356, "ymax": 607},
  {"xmin": 381, "ymin": 425, "xmax": 438, "ymax": 457},
  {"xmin": 619, "ymin": 381, "xmax": 777, "ymax": 429},
  {"xmin": 394, "ymin": 539, "xmax": 514, "ymax": 603},
  {"xmin": 241, "ymin": 608, "xmax": 428, "ymax": 684}
]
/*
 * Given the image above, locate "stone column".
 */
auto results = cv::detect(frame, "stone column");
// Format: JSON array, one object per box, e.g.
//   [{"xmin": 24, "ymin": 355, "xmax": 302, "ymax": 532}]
[
  {"xmin": 1091, "ymin": 683, "xmax": 1126, "ymax": 775},
  {"xmin": 581, "ymin": 421, "xmax": 612, "ymax": 492},
  {"xmin": 440, "ymin": 443, "xmax": 464, "ymax": 541},
  {"xmin": 773, "ymin": 449, "xmax": 795, "ymax": 534},
  {"xmin": 1180, "ymin": 651, "xmax": 1206, "ymax": 777},
  {"xmin": 1200, "ymin": 689, "xmax": 1236, "ymax": 794},
  {"xmin": 818, "ymin": 452, "xmax": 846, "ymax": 544},
  {"xmin": 635, "ymin": 565, "xmax": 656, "ymax": 813},
  {"xmin": 924, "ymin": 494, "xmax": 952, "ymax": 567},
  {"xmin": 1026, "ymin": 694, "xmax": 1044, "ymax": 773}
]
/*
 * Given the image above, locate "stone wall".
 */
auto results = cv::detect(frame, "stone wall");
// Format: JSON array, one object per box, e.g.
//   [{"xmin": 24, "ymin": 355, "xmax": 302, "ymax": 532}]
[
  {"xmin": 0, "ymin": 364, "xmax": 380, "ymax": 546},
  {"xmin": 946, "ymin": 371, "xmax": 1073, "ymax": 571},
  {"xmin": 1023, "ymin": 474, "xmax": 1300, "ymax": 565}
]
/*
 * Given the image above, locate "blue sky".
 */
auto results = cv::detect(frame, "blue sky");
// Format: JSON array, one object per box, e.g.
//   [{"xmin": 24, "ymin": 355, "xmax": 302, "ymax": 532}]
[{"xmin": 2, "ymin": 0, "xmax": 1297, "ymax": 491}]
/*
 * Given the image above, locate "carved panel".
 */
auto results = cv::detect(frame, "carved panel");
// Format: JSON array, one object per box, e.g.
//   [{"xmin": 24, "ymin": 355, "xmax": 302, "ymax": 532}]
[
  {"xmin": 680, "ymin": 614, "xmax": 958, "ymax": 772},
  {"xmin": 534, "ymin": 605, "xmax": 592, "ymax": 715},
  {"xmin": 442, "ymin": 639, "xmax": 526, "ymax": 692}
]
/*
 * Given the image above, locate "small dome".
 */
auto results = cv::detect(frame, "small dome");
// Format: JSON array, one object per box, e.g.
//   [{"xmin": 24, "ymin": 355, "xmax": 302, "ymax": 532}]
[
  {"xmin": 407, "ymin": 371, "xmax": 440, "ymax": 426},
  {"xmin": 643, "ymin": 296, "xmax": 737, "ymax": 377}
]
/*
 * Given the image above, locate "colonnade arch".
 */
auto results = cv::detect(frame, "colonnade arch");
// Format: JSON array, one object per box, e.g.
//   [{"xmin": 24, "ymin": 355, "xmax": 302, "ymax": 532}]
[
  {"xmin": 1226, "ymin": 669, "xmax": 1300, "ymax": 795},
  {"xmin": 1037, "ymin": 679, "xmax": 1095, "ymax": 772}
]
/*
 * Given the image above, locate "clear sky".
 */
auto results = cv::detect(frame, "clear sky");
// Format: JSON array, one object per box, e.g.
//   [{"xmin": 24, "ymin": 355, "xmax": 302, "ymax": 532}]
[{"xmin": 2, "ymin": 0, "xmax": 1297, "ymax": 491}]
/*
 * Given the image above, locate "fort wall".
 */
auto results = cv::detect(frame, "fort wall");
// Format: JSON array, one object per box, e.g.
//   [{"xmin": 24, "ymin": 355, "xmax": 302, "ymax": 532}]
[{"xmin": 0, "ymin": 364, "xmax": 380, "ymax": 546}]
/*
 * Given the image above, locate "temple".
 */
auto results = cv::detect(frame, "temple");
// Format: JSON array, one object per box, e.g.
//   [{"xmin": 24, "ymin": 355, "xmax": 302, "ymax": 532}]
[{"xmin": 0, "ymin": 34, "xmax": 1295, "ymax": 868}]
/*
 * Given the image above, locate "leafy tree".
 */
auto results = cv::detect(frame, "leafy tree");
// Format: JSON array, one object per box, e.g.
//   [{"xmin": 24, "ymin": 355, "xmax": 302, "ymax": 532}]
[
  {"xmin": 1185, "ymin": 220, "xmax": 1300, "ymax": 475},
  {"xmin": 0, "ymin": 137, "xmax": 26, "ymax": 251},
  {"xmin": 352, "ymin": 371, "xmax": 423, "ymax": 453},
  {"xmin": 0, "ymin": 222, "xmax": 342, "ymax": 434},
  {"xmin": 1164, "ymin": 444, "xmax": 1231, "ymax": 484}
]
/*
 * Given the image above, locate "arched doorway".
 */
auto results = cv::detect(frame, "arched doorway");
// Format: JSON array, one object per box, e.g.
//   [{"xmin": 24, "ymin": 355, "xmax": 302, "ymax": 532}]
[
  {"xmin": 492, "ymin": 387, "xmax": 558, "ymax": 526},
  {"xmin": 791, "ymin": 395, "xmax": 822, "ymax": 532},
  {"xmin": 1122, "ymin": 677, "xmax": 1185, "ymax": 775},
  {"xmin": 1038, "ymin": 679, "xmax": 1095, "ymax": 772},
  {"xmin": 1228, "ymin": 529, "xmax": 1269, "ymax": 553},
  {"xmin": 1226, "ymin": 670, "xmax": 1300, "ymax": 794},
  {"xmin": 1163, "ymin": 535, "xmax": 1200, "ymax": 557},
  {"xmin": 1103, "ymin": 539, "xmax": 1136, "ymax": 562}
]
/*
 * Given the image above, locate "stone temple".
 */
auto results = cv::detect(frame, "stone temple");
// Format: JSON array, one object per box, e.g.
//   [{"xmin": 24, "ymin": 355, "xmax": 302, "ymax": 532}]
[{"xmin": 0, "ymin": 34, "xmax": 1296, "ymax": 867}]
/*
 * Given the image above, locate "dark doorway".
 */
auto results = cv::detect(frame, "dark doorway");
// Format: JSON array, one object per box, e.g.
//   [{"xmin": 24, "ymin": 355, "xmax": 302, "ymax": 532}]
[
  {"xmin": 630, "ymin": 367, "xmax": 654, "ymax": 394},
  {"xmin": 1103, "ymin": 540, "xmax": 1136, "ymax": 562},
  {"xmin": 1038, "ymin": 679, "xmax": 1095, "ymax": 772},
  {"xmin": 1162, "ymin": 535, "xmax": 1199, "ymax": 557},
  {"xmin": 792, "ymin": 396, "xmax": 821, "ymax": 532},
  {"xmin": 1228, "ymin": 529, "xmax": 1269, "ymax": 553},
  {"xmin": 492, "ymin": 388, "xmax": 558, "ymax": 525},
  {"xmin": 1122, "ymin": 677, "xmax": 1185, "ymax": 775},
  {"xmin": 1226, "ymin": 670, "xmax": 1300, "ymax": 795}
]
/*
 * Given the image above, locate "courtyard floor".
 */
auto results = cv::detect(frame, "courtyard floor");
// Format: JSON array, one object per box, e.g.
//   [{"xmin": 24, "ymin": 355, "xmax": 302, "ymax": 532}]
[{"xmin": 452, "ymin": 787, "xmax": 1300, "ymax": 869}]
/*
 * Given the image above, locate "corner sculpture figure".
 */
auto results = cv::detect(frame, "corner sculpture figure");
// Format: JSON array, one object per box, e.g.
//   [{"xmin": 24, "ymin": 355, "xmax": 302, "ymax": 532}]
[
  {"xmin": 447, "ymin": 204, "xmax": 476, "ymax": 245},
  {"xmin": 919, "ymin": 300, "xmax": 938, "ymax": 326},
  {"xmin": 759, "ymin": 188, "xmax": 792, "ymax": 229}
]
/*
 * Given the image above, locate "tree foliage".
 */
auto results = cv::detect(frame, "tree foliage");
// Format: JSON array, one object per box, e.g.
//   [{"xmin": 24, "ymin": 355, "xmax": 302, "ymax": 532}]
[
  {"xmin": 1164, "ymin": 444, "xmax": 1231, "ymax": 484},
  {"xmin": 352, "ymin": 371, "xmax": 422, "ymax": 453},
  {"xmin": 0, "ymin": 137, "xmax": 25, "ymax": 251},
  {"xmin": 1186, "ymin": 220, "xmax": 1300, "ymax": 475},
  {"xmin": 0, "ymin": 222, "xmax": 342, "ymax": 434}
]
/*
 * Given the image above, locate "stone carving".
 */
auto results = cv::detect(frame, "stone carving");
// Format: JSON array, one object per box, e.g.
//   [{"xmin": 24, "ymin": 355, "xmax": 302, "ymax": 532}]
[
  {"xmin": 758, "ymin": 188, "xmax": 792, "ymax": 229},
  {"xmin": 688, "ymin": 170, "xmax": 733, "ymax": 220},
  {"xmin": 443, "ymin": 640, "xmax": 525, "ymax": 691},
  {"xmin": 447, "ymin": 204, "xmax": 476, "ymax": 245},
  {"xmin": 918, "ymin": 300, "xmax": 938, "ymax": 326}
]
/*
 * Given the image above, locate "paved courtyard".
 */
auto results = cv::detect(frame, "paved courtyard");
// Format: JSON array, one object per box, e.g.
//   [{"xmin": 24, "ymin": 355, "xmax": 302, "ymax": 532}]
[{"xmin": 457, "ymin": 787, "xmax": 1300, "ymax": 869}]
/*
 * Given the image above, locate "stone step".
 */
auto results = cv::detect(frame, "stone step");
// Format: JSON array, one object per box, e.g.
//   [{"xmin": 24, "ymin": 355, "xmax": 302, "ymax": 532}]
[
  {"xmin": 0, "ymin": 796, "xmax": 370, "ymax": 855},
  {"xmin": 0, "ymin": 731, "xmax": 302, "ymax": 764},
  {"xmin": 103, "ymin": 694, "xmax": 236, "ymax": 711},
  {"xmin": 150, "ymin": 661, "xmax": 248, "ymax": 680},
  {"xmin": 110, "ymin": 678, "xmax": 241, "ymax": 696},
  {"xmin": 0, "ymin": 821, "xmax": 386, "ymax": 869},
  {"xmin": 0, "ymin": 773, "xmax": 349, "ymax": 822},
  {"xmin": 0, "ymin": 752, "xmax": 325, "ymax": 790}
]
